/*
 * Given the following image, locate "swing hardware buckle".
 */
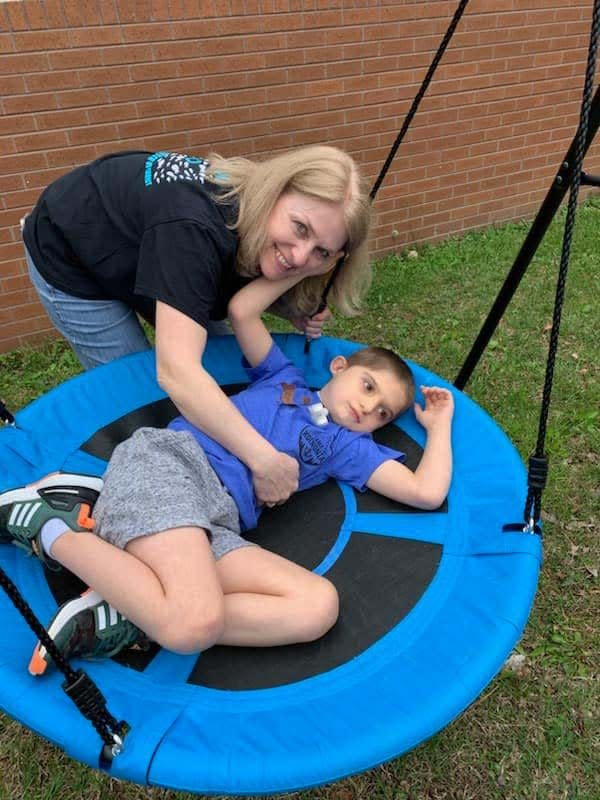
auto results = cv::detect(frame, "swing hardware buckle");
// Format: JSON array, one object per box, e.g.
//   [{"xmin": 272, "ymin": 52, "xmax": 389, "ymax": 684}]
[
  {"xmin": 100, "ymin": 732, "xmax": 125, "ymax": 767},
  {"xmin": 109, "ymin": 732, "xmax": 124, "ymax": 757},
  {"xmin": 523, "ymin": 517, "xmax": 536, "ymax": 535}
]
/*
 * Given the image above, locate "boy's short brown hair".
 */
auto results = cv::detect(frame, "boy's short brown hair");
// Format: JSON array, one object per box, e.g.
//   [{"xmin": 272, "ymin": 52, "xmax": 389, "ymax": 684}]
[{"xmin": 345, "ymin": 346, "xmax": 415, "ymax": 414}]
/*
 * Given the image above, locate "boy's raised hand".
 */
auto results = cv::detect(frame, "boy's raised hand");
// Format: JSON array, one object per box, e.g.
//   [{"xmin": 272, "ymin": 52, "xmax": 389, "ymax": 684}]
[{"xmin": 414, "ymin": 386, "xmax": 454, "ymax": 430}]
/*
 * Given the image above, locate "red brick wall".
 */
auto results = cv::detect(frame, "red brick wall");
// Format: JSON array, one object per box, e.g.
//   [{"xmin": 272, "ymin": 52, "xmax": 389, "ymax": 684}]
[{"xmin": 1, "ymin": 0, "xmax": 598, "ymax": 353}]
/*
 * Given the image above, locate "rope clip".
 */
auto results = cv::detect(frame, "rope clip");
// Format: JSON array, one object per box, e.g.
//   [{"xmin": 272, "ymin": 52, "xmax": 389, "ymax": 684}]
[
  {"xmin": 523, "ymin": 517, "xmax": 537, "ymax": 535},
  {"xmin": 109, "ymin": 732, "xmax": 124, "ymax": 757},
  {"xmin": 100, "ymin": 730, "xmax": 126, "ymax": 766}
]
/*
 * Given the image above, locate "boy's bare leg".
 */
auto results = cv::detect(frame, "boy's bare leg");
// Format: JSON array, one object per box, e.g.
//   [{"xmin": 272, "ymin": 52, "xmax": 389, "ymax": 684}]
[
  {"xmin": 52, "ymin": 531, "xmax": 338, "ymax": 650},
  {"xmin": 19, "ymin": 478, "xmax": 338, "ymax": 650},
  {"xmin": 215, "ymin": 546, "xmax": 339, "ymax": 646},
  {"xmin": 117, "ymin": 536, "xmax": 339, "ymax": 647},
  {"xmin": 51, "ymin": 527, "xmax": 225, "ymax": 653}
]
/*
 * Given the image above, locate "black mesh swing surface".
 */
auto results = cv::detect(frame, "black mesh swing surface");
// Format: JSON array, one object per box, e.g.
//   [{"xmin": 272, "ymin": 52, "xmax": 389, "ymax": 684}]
[{"xmin": 47, "ymin": 401, "xmax": 443, "ymax": 692}]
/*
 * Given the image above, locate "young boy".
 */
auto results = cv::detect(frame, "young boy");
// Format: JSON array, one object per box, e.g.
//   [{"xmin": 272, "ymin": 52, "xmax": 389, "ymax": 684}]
[{"xmin": 0, "ymin": 271, "xmax": 454, "ymax": 673}]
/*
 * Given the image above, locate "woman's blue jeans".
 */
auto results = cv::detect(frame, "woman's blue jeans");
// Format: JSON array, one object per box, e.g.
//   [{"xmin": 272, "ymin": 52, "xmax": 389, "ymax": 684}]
[
  {"xmin": 25, "ymin": 245, "xmax": 151, "ymax": 370},
  {"xmin": 25, "ymin": 246, "xmax": 231, "ymax": 370}
]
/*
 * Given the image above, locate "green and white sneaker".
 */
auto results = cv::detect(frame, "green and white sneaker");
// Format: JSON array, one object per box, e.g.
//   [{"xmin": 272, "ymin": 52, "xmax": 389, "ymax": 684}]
[
  {"xmin": 29, "ymin": 588, "xmax": 146, "ymax": 676},
  {"xmin": 0, "ymin": 473, "xmax": 103, "ymax": 567}
]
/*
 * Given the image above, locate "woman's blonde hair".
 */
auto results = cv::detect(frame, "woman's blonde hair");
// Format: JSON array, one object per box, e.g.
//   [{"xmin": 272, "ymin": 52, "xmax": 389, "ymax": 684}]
[{"xmin": 208, "ymin": 145, "xmax": 372, "ymax": 317}]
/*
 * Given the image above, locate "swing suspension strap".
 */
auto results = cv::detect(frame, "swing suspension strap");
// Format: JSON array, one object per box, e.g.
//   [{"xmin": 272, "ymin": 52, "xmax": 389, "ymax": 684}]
[
  {"xmin": 369, "ymin": 0, "xmax": 470, "ymax": 203},
  {"xmin": 316, "ymin": 0, "xmax": 470, "ymax": 312},
  {"xmin": 523, "ymin": 0, "xmax": 600, "ymax": 533},
  {"xmin": 0, "ymin": 565, "xmax": 129, "ymax": 765}
]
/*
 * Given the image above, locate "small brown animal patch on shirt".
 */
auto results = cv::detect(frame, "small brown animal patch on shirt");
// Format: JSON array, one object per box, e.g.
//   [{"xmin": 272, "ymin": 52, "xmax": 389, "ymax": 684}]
[{"xmin": 280, "ymin": 383, "xmax": 296, "ymax": 405}]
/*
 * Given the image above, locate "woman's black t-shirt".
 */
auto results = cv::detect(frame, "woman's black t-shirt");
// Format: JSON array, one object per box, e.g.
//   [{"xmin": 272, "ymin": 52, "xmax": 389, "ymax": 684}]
[{"xmin": 23, "ymin": 151, "xmax": 245, "ymax": 328}]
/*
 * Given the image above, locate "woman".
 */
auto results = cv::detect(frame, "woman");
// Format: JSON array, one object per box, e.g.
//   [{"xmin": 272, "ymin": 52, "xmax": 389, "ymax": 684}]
[{"xmin": 22, "ymin": 146, "xmax": 372, "ymax": 505}]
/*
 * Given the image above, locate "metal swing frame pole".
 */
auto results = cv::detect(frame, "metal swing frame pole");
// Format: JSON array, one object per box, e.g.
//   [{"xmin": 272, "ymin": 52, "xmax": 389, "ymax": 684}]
[{"xmin": 454, "ymin": 85, "xmax": 600, "ymax": 391}]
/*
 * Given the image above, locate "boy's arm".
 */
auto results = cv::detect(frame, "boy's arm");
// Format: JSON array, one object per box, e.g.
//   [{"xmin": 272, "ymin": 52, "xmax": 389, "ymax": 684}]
[
  {"xmin": 228, "ymin": 274, "xmax": 304, "ymax": 367},
  {"xmin": 366, "ymin": 387, "xmax": 454, "ymax": 510}
]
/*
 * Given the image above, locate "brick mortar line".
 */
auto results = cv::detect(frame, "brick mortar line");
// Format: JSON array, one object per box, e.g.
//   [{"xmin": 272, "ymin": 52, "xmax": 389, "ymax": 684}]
[
  {"xmin": 2, "ymin": 17, "xmax": 591, "ymax": 48},
  {"xmin": 0, "ymin": 63, "xmax": 590, "ymax": 118},
  {"xmin": 0, "ymin": 41, "xmax": 589, "ymax": 80},
  {"xmin": 0, "ymin": 104, "xmax": 585, "ymax": 154}
]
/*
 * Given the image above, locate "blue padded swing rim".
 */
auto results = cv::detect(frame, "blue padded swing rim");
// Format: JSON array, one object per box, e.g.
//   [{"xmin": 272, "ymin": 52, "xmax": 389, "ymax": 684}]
[{"xmin": 0, "ymin": 335, "xmax": 541, "ymax": 794}]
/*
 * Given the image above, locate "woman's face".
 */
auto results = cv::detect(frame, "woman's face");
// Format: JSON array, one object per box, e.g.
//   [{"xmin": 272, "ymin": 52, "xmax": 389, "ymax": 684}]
[{"xmin": 258, "ymin": 190, "xmax": 348, "ymax": 281}]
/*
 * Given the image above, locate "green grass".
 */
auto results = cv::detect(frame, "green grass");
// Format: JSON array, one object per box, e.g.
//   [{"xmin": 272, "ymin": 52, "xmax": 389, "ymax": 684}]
[{"xmin": 0, "ymin": 202, "xmax": 598, "ymax": 800}]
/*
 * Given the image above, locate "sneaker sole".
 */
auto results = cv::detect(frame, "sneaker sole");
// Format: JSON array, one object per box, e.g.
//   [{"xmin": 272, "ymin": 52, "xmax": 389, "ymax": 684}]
[
  {"xmin": 1, "ymin": 473, "xmax": 104, "ymax": 506},
  {"xmin": 28, "ymin": 588, "xmax": 104, "ymax": 676}
]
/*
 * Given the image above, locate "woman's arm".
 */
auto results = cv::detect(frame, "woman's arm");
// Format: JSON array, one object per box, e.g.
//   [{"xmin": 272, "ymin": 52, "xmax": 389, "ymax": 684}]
[
  {"xmin": 155, "ymin": 301, "xmax": 299, "ymax": 505},
  {"xmin": 228, "ymin": 273, "xmax": 305, "ymax": 367}
]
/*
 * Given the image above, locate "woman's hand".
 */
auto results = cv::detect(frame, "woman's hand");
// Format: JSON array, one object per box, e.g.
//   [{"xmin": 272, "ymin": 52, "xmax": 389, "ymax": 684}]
[
  {"xmin": 291, "ymin": 306, "xmax": 333, "ymax": 340},
  {"xmin": 252, "ymin": 449, "xmax": 299, "ymax": 507}
]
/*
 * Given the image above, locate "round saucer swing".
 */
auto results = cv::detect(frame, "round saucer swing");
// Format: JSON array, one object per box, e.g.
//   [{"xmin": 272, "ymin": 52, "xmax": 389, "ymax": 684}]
[{"xmin": 0, "ymin": 333, "xmax": 540, "ymax": 794}]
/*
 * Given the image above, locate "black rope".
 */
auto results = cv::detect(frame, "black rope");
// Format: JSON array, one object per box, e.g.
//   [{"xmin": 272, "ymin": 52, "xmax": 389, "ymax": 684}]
[
  {"xmin": 0, "ymin": 398, "xmax": 15, "ymax": 426},
  {"xmin": 369, "ymin": 0, "xmax": 470, "ymax": 202},
  {"xmin": 0, "ymin": 564, "xmax": 128, "ymax": 763},
  {"xmin": 523, "ymin": 0, "xmax": 600, "ymax": 530},
  {"xmin": 303, "ymin": 252, "xmax": 346, "ymax": 352},
  {"xmin": 312, "ymin": 0, "xmax": 470, "ymax": 321}
]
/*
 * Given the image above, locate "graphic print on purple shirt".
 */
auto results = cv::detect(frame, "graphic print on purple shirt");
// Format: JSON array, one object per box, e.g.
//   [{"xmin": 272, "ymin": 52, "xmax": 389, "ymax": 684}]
[{"xmin": 299, "ymin": 426, "xmax": 334, "ymax": 466}]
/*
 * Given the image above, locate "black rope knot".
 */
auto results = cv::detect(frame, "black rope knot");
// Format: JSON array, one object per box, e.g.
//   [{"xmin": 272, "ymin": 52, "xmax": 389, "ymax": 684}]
[
  {"xmin": 527, "ymin": 455, "xmax": 548, "ymax": 491},
  {"xmin": 63, "ymin": 669, "xmax": 129, "ymax": 762},
  {"xmin": 63, "ymin": 669, "xmax": 109, "ymax": 716},
  {"xmin": 523, "ymin": 454, "xmax": 549, "ymax": 533},
  {"xmin": 0, "ymin": 399, "xmax": 15, "ymax": 426}
]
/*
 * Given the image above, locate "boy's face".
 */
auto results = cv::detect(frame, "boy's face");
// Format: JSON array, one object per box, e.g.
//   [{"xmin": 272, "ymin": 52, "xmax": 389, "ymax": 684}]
[{"xmin": 319, "ymin": 357, "xmax": 409, "ymax": 433}]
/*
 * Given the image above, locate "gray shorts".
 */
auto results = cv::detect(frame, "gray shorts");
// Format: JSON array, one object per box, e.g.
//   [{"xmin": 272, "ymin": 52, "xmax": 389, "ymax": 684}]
[{"xmin": 93, "ymin": 427, "xmax": 255, "ymax": 561}]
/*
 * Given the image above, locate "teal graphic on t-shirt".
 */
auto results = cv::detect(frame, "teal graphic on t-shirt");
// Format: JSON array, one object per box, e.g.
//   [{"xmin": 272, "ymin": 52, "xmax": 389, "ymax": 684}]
[{"xmin": 144, "ymin": 152, "xmax": 208, "ymax": 186}]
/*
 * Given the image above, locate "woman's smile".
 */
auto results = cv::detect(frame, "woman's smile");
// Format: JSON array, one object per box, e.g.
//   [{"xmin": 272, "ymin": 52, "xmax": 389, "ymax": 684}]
[{"xmin": 274, "ymin": 245, "xmax": 294, "ymax": 271}]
